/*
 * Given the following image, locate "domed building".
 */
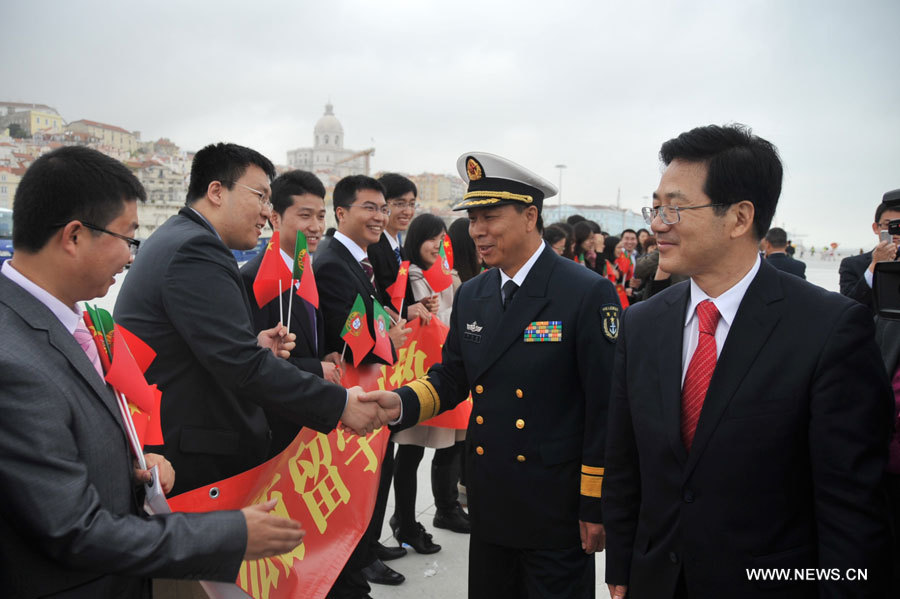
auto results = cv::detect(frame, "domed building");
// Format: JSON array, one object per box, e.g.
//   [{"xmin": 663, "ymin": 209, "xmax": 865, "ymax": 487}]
[{"xmin": 287, "ymin": 103, "xmax": 373, "ymax": 185}]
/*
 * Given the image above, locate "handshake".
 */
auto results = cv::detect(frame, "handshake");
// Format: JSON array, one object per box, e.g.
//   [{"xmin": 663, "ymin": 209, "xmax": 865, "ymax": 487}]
[{"xmin": 339, "ymin": 388, "xmax": 403, "ymax": 436}]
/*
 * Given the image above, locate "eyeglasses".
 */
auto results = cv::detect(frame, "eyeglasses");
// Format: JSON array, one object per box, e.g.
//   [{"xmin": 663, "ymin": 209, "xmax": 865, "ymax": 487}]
[
  {"xmin": 231, "ymin": 182, "xmax": 273, "ymax": 212},
  {"xmin": 51, "ymin": 221, "xmax": 141, "ymax": 257},
  {"xmin": 388, "ymin": 200, "xmax": 419, "ymax": 211},
  {"xmin": 349, "ymin": 203, "xmax": 391, "ymax": 216},
  {"xmin": 641, "ymin": 204, "xmax": 726, "ymax": 226}
]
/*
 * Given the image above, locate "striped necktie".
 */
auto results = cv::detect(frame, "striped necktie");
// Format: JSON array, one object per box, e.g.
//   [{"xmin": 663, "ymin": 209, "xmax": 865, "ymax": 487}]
[{"xmin": 360, "ymin": 257, "xmax": 375, "ymax": 288}]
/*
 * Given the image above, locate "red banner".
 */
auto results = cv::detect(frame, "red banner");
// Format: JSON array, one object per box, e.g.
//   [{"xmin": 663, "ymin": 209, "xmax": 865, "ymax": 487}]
[{"xmin": 167, "ymin": 317, "xmax": 461, "ymax": 599}]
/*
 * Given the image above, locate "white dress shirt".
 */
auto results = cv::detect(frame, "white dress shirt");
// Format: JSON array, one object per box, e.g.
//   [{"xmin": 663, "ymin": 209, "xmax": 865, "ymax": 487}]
[
  {"xmin": 499, "ymin": 241, "xmax": 546, "ymax": 292},
  {"xmin": 681, "ymin": 255, "xmax": 761, "ymax": 386},
  {"xmin": 2, "ymin": 261, "xmax": 81, "ymax": 332},
  {"xmin": 333, "ymin": 231, "xmax": 368, "ymax": 263}
]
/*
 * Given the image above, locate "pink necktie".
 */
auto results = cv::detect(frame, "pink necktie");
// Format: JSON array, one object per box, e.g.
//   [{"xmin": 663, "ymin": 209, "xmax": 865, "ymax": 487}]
[
  {"xmin": 681, "ymin": 300, "xmax": 721, "ymax": 450},
  {"xmin": 74, "ymin": 318, "xmax": 105, "ymax": 380}
]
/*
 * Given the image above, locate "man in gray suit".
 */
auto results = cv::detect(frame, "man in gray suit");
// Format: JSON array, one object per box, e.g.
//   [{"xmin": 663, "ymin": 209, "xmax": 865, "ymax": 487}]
[{"xmin": 0, "ymin": 146, "xmax": 305, "ymax": 598}]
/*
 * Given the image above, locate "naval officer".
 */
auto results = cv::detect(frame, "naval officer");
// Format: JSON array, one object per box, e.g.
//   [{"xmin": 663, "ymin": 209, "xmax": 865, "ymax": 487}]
[{"xmin": 364, "ymin": 152, "xmax": 620, "ymax": 598}]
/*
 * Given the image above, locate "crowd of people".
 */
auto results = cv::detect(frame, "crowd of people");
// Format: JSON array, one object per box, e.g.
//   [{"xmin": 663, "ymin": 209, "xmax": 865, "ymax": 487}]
[{"xmin": 1, "ymin": 123, "xmax": 899, "ymax": 599}]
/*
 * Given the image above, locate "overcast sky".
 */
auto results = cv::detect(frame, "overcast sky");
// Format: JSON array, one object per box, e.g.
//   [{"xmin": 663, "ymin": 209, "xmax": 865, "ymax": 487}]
[{"xmin": 2, "ymin": 0, "xmax": 897, "ymax": 249}]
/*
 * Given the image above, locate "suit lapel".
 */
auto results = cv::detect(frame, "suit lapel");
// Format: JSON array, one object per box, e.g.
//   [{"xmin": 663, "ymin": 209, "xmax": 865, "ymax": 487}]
[
  {"xmin": 659, "ymin": 283, "xmax": 690, "ymax": 467},
  {"xmin": 684, "ymin": 262, "xmax": 784, "ymax": 478},
  {"xmin": 0, "ymin": 278, "xmax": 124, "ymax": 432},
  {"xmin": 334, "ymin": 239, "xmax": 379, "ymax": 298},
  {"xmin": 472, "ymin": 247, "xmax": 554, "ymax": 381}
]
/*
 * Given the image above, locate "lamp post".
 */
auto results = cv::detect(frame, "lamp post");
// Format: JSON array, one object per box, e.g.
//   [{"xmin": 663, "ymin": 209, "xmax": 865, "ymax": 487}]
[{"xmin": 555, "ymin": 164, "xmax": 567, "ymax": 222}]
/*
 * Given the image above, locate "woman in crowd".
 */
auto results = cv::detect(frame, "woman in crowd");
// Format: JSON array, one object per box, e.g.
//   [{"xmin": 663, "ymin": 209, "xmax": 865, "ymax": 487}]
[
  {"xmin": 543, "ymin": 224, "xmax": 568, "ymax": 255},
  {"xmin": 552, "ymin": 221, "xmax": 576, "ymax": 260},
  {"xmin": 636, "ymin": 228, "xmax": 651, "ymax": 255},
  {"xmin": 391, "ymin": 214, "xmax": 469, "ymax": 554},
  {"xmin": 573, "ymin": 221, "xmax": 595, "ymax": 266},
  {"xmin": 448, "ymin": 217, "xmax": 481, "ymax": 282}
]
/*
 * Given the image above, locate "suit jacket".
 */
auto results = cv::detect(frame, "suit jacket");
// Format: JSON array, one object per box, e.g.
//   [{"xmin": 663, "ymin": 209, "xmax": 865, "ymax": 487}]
[
  {"xmin": 395, "ymin": 245, "xmax": 620, "ymax": 548},
  {"xmin": 312, "ymin": 233, "xmax": 396, "ymax": 365},
  {"xmin": 766, "ymin": 251, "xmax": 806, "ymax": 279},
  {"xmin": 115, "ymin": 208, "xmax": 346, "ymax": 494},
  {"xmin": 367, "ymin": 232, "xmax": 415, "ymax": 316},
  {"xmin": 603, "ymin": 260, "xmax": 893, "ymax": 598},
  {"xmin": 239, "ymin": 250, "xmax": 326, "ymax": 456},
  {"xmin": 839, "ymin": 251, "xmax": 873, "ymax": 310},
  {"xmin": 0, "ymin": 274, "xmax": 245, "ymax": 599}
]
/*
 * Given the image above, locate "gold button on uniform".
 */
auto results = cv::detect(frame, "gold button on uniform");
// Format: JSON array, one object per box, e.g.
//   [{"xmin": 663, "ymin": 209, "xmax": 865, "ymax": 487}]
[
  {"xmin": 476, "ymin": 446, "xmax": 484, "ymax": 455},
  {"xmin": 515, "ymin": 389, "xmax": 523, "ymax": 398},
  {"xmin": 517, "ymin": 455, "xmax": 526, "ymax": 462},
  {"xmin": 475, "ymin": 385, "xmax": 484, "ymax": 394},
  {"xmin": 476, "ymin": 415, "xmax": 484, "ymax": 425},
  {"xmin": 515, "ymin": 419, "xmax": 525, "ymax": 429}
]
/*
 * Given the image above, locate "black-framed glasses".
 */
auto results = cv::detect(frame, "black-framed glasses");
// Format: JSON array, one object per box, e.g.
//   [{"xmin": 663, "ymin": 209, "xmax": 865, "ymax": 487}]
[
  {"xmin": 641, "ymin": 204, "xmax": 727, "ymax": 226},
  {"xmin": 51, "ymin": 221, "xmax": 141, "ymax": 257}
]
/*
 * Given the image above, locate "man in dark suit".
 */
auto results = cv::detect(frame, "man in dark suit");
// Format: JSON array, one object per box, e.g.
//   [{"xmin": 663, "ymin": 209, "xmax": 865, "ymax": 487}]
[
  {"xmin": 239, "ymin": 169, "xmax": 342, "ymax": 456},
  {"xmin": 762, "ymin": 226, "xmax": 806, "ymax": 278},
  {"xmin": 604, "ymin": 125, "xmax": 893, "ymax": 598},
  {"xmin": 367, "ymin": 172, "xmax": 428, "ymax": 321},
  {"xmin": 313, "ymin": 174, "xmax": 411, "ymax": 598},
  {"xmin": 364, "ymin": 152, "xmax": 620, "ymax": 598},
  {"xmin": 839, "ymin": 195, "xmax": 900, "ymax": 311},
  {"xmin": 115, "ymin": 144, "xmax": 391, "ymax": 497},
  {"xmin": 0, "ymin": 146, "xmax": 304, "ymax": 598}
]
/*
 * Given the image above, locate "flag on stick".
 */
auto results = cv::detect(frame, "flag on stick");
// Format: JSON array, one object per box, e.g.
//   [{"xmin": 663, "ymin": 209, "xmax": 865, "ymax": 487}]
[
  {"xmin": 293, "ymin": 231, "xmax": 319, "ymax": 308},
  {"xmin": 386, "ymin": 260, "xmax": 410, "ymax": 313},
  {"xmin": 253, "ymin": 232, "xmax": 292, "ymax": 308},
  {"xmin": 341, "ymin": 294, "xmax": 374, "ymax": 367},
  {"xmin": 371, "ymin": 299, "xmax": 394, "ymax": 364},
  {"xmin": 423, "ymin": 238, "xmax": 453, "ymax": 293}
]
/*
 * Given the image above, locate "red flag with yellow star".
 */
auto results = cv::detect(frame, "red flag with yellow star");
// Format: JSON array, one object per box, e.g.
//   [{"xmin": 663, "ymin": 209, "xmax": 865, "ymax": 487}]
[
  {"xmin": 253, "ymin": 232, "xmax": 292, "ymax": 308},
  {"xmin": 386, "ymin": 260, "xmax": 410, "ymax": 313}
]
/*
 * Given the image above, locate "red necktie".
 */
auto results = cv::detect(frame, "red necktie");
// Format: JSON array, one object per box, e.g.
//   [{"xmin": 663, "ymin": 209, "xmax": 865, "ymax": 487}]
[{"xmin": 681, "ymin": 300, "xmax": 721, "ymax": 450}]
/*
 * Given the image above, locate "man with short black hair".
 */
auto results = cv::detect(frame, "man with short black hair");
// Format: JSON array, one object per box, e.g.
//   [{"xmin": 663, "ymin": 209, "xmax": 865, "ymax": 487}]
[
  {"xmin": 115, "ymin": 143, "xmax": 388, "ymax": 497},
  {"xmin": 605, "ymin": 124, "xmax": 892, "ymax": 598},
  {"xmin": 313, "ymin": 174, "xmax": 411, "ymax": 598},
  {"xmin": 240, "ymin": 169, "xmax": 342, "ymax": 455},
  {"xmin": 762, "ymin": 226, "xmax": 806, "ymax": 278},
  {"xmin": 839, "ymin": 196, "xmax": 900, "ymax": 311},
  {"xmin": 0, "ymin": 146, "xmax": 304, "ymax": 598}
]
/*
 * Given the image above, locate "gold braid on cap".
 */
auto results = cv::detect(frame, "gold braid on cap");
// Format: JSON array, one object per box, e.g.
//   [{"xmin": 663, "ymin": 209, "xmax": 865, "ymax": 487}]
[{"xmin": 461, "ymin": 190, "xmax": 533, "ymax": 204}]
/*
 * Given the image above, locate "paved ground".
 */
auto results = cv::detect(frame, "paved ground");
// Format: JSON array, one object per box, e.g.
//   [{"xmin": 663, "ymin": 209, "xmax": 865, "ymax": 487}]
[{"xmin": 368, "ymin": 447, "xmax": 608, "ymax": 599}]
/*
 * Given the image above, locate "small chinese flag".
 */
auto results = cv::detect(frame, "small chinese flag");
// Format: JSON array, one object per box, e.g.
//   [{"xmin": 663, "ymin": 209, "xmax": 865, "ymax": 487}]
[
  {"xmin": 293, "ymin": 231, "xmax": 319, "ymax": 308},
  {"xmin": 371, "ymin": 299, "xmax": 394, "ymax": 364},
  {"xmin": 442, "ymin": 236, "xmax": 454, "ymax": 270},
  {"xmin": 253, "ymin": 232, "xmax": 292, "ymax": 308},
  {"xmin": 386, "ymin": 260, "xmax": 410, "ymax": 313},
  {"xmin": 423, "ymin": 238, "xmax": 453, "ymax": 293},
  {"xmin": 341, "ymin": 293, "xmax": 374, "ymax": 367}
]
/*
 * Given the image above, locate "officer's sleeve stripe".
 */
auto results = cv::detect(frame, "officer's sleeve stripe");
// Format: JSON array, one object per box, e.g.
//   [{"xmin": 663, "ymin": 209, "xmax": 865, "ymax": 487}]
[
  {"xmin": 581, "ymin": 472, "xmax": 603, "ymax": 498},
  {"xmin": 581, "ymin": 465, "xmax": 605, "ymax": 476},
  {"xmin": 408, "ymin": 377, "xmax": 440, "ymax": 422}
]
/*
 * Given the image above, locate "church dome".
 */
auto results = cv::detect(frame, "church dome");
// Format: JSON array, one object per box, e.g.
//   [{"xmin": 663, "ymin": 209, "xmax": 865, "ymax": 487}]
[{"xmin": 314, "ymin": 102, "xmax": 344, "ymax": 149}]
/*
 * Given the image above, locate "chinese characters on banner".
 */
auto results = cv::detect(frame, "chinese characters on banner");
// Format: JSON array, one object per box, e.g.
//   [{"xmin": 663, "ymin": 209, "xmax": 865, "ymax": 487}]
[{"xmin": 167, "ymin": 317, "xmax": 465, "ymax": 599}]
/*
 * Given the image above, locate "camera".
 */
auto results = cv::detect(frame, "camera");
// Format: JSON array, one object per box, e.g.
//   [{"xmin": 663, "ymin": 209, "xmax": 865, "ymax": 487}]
[{"xmin": 872, "ymin": 188, "xmax": 900, "ymax": 319}]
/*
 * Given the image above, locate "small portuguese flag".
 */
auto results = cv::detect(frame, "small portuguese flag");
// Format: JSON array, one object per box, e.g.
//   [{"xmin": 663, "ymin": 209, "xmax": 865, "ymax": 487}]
[
  {"xmin": 341, "ymin": 293, "xmax": 374, "ymax": 367},
  {"xmin": 293, "ymin": 231, "xmax": 319, "ymax": 308}
]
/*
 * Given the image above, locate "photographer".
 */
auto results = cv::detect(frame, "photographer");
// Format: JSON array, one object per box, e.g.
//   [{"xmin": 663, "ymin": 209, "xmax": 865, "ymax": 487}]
[{"xmin": 839, "ymin": 190, "xmax": 900, "ymax": 311}]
